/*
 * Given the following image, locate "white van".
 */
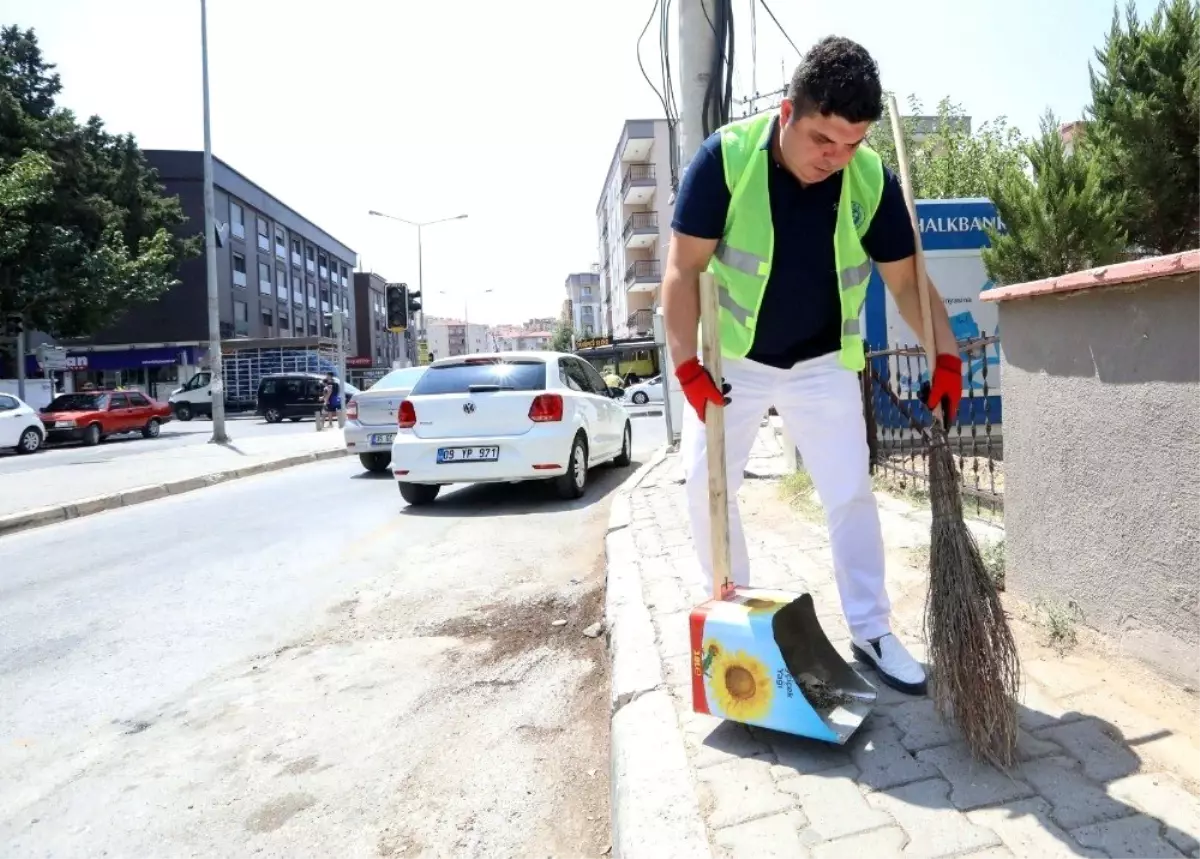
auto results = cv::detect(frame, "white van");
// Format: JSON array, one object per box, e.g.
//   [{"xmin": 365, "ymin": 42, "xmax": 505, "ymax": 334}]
[{"xmin": 168, "ymin": 371, "xmax": 212, "ymax": 421}]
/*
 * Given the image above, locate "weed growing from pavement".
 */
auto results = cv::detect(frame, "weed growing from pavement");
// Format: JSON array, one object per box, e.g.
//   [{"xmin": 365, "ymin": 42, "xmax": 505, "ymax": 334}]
[
  {"xmin": 779, "ymin": 470, "xmax": 822, "ymax": 520},
  {"xmin": 1033, "ymin": 597, "xmax": 1082, "ymax": 653},
  {"xmin": 981, "ymin": 539, "xmax": 1006, "ymax": 591}
]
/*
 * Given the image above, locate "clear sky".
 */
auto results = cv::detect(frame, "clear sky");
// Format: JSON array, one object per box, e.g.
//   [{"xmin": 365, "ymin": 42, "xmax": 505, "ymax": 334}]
[{"xmin": 5, "ymin": 0, "xmax": 1156, "ymax": 324}]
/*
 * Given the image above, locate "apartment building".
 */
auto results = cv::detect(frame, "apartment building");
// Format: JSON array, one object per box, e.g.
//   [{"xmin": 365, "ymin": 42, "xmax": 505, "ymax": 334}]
[
  {"xmin": 73, "ymin": 151, "xmax": 356, "ymax": 384},
  {"xmin": 426, "ymin": 318, "xmax": 493, "ymax": 359},
  {"xmin": 352, "ymin": 271, "xmax": 414, "ymax": 367},
  {"xmin": 564, "ymin": 270, "xmax": 603, "ymax": 336},
  {"xmin": 492, "ymin": 326, "xmax": 553, "ymax": 351},
  {"xmin": 595, "ymin": 119, "xmax": 674, "ymax": 341}
]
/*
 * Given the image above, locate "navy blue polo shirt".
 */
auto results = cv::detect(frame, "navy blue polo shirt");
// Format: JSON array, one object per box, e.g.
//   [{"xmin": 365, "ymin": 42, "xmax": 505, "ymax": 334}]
[{"xmin": 671, "ymin": 121, "xmax": 915, "ymax": 369}]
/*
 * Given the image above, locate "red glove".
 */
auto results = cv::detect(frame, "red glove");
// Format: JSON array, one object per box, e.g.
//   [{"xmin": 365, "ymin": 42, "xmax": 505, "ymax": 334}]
[
  {"xmin": 675, "ymin": 357, "xmax": 730, "ymax": 422},
  {"xmin": 926, "ymin": 353, "xmax": 963, "ymax": 424}
]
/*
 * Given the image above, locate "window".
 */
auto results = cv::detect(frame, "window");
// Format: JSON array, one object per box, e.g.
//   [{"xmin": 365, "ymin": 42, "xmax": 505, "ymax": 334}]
[
  {"xmin": 262, "ymin": 308, "xmax": 274, "ymax": 328},
  {"xmin": 277, "ymin": 267, "xmax": 288, "ymax": 300},
  {"xmin": 340, "ymin": 264, "xmax": 348, "ymax": 287},
  {"xmin": 321, "ymin": 288, "xmax": 330, "ymax": 312},
  {"xmin": 559, "ymin": 358, "xmax": 587, "ymax": 392},
  {"xmin": 275, "ymin": 227, "xmax": 287, "ymax": 258},
  {"xmin": 305, "ymin": 246, "xmax": 315, "ymax": 272},
  {"xmin": 291, "ymin": 237, "xmax": 302, "ymax": 266},
  {"xmin": 258, "ymin": 261, "xmax": 271, "ymax": 294},
  {"xmin": 307, "ymin": 281, "xmax": 317, "ymax": 309},
  {"xmin": 279, "ymin": 314, "xmax": 290, "ymax": 330},
  {"xmin": 412, "ymin": 359, "xmax": 547, "ymax": 395},
  {"xmin": 581, "ymin": 286, "xmax": 592, "ymax": 298},
  {"xmin": 0, "ymin": 394, "xmax": 18, "ymax": 411},
  {"xmin": 293, "ymin": 274, "xmax": 304, "ymax": 304},
  {"xmin": 319, "ymin": 253, "xmax": 328, "ymax": 280},
  {"xmin": 309, "ymin": 323, "xmax": 318, "ymax": 336},
  {"xmin": 109, "ymin": 393, "xmax": 131, "ymax": 410},
  {"xmin": 230, "ymin": 202, "xmax": 245, "ymax": 238},
  {"xmin": 579, "ymin": 360, "xmax": 611, "ymax": 395},
  {"xmin": 128, "ymin": 392, "xmax": 151, "ymax": 407},
  {"xmin": 232, "ymin": 252, "xmax": 247, "ymax": 287},
  {"xmin": 234, "ymin": 299, "xmax": 248, "ymax": 322},
  {"xmin": 256, "ymin": 217, "xmax": 270, "ymax": 251}
]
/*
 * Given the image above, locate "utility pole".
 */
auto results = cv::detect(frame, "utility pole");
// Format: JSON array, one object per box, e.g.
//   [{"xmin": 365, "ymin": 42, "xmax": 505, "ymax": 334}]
[
  {"xmin": 200, "ymin": 0, "xmax": 228, "ymax": 443},
  {"xmin": 415, "ymin": 225, "xmax": 425, "ymax": 337},
  {"xmin": 657, "ymin": 0, "xmax": 722, "ymax": 446},
  {"xmin": 15, "ymin": 325, "xmax": 26, "ymax": 402},
  {"xmin": 678, "ymin": 0, "xmax": 720, "ymax": 166}
]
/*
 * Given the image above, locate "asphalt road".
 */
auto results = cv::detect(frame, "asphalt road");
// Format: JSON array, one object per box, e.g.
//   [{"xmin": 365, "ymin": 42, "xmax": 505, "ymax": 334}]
[
  {"xmin": 0, "ymin": 414, "xmax": 666, "ymax": 857},
  {"xmin": 0, "ymin": 415, "xmax": 313, "ymax": 476}
]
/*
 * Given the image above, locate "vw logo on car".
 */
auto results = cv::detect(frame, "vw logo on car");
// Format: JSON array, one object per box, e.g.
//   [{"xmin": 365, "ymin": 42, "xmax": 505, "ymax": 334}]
[{"xmin": 463, "ymin": 402, "xmax": 476, "ymax": 414}]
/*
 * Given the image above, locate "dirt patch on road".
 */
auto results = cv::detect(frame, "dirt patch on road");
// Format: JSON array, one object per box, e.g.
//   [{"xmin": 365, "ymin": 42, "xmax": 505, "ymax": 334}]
[
  {"xmin": 424, "ymin": 583, "xmax": 606, "ymax": 668},
  {"xmin": 420, "ymin": 579, "xmax": 612, "ymax": 856}
]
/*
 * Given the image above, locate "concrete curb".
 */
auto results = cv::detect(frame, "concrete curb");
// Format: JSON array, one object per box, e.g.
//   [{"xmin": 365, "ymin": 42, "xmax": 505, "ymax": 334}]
[
  {"xmin": 0, "ymin": 447, "xmax": 350, "ymax": 538},
  {"xmin": 605, "ymin": 446, "xmax": 712, "ymax": 859}
]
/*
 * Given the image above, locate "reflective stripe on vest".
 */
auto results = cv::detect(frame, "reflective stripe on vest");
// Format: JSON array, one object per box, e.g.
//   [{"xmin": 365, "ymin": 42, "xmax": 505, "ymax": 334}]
[{"xmin": 705, "ymin": 111, "xmax": 885, "ymax": 371}]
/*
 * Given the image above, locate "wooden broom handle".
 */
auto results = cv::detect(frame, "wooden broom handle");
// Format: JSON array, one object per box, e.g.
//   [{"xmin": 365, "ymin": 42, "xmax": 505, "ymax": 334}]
[
  {"xmin": 698, "ymin": 271, "xmax": 733, "ymax": 598},
  {"xmin": 885, "ymin": 94, "xmax": 944, "ymax": 429}
]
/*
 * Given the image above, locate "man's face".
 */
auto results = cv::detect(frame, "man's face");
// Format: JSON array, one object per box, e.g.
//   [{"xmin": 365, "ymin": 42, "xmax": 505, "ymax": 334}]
[{"xmin": 778, "ymin": 100, "xmax": 871, "ymax": 184}]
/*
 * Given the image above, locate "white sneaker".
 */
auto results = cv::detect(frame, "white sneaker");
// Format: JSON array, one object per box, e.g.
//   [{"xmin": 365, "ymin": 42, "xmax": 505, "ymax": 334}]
[{"xmin": 851, "ymin": 634, "xmax": 927, "ymax": 696}]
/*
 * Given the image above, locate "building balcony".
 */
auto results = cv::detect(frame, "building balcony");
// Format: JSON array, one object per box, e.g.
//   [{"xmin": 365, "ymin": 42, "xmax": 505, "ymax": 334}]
[
  {"xmin": 627, "ymin": 308, "xmax": 654, "ymax": 336},
  {"xmin": 625, "ymin": 259, "xmax": 661, "ymax": 292},
  {"xmin": 292, "ymin": 251, "xmax": 302, "ymax": 267},
  {"xmin": 619, "ymin": 119, "xmax": 655, "ymax": 163},
  {"xmin": 623, "ymin": 211, "xmax": 658, "ymax": 249},
  {"xmin": 621, "ymin": 164, "xmax": 656, "ymax": 205}
]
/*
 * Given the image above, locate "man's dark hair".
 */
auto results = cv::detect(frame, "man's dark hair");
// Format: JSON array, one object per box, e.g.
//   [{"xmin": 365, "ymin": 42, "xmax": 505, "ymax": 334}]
[{"xmin": 787, "ymin": 36, "xmax": 883, "ymax": 124}]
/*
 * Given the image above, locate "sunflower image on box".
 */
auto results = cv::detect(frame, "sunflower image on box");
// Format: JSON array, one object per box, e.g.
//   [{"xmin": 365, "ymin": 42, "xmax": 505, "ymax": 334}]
[{"xmin": 690, "ymin": 589, "xmax": 876, "ymax": 744}]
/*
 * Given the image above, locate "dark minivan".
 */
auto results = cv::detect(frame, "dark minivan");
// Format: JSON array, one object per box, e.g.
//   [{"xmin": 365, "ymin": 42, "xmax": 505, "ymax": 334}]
[{"xmin": 256, "ymin": 373, "xmax": 327, "ymax": 423}]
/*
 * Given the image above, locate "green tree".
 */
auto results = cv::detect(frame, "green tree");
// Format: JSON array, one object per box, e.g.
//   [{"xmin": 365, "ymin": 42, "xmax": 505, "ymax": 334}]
[
  {"xmin": 1087, "ymin": 0, "xmax": 1199, "ymax": 255},
  {"xmin": 0, "ymin": 26, "xmax": 195, "ymax": 338},
  {"xmin": 867, "ymin": 96, "xmax": 1026, "ymax": 199},
  {"xmin": 549, "ymin": 318, "xmax": 576, "ymax": 352},
  {"xmin": 982, "ymin": 112, "xmax": 1128, "ymax": 285}
]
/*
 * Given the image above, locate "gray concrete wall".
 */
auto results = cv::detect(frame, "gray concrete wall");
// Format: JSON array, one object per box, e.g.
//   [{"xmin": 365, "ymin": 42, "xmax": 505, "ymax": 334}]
[{"xmin": 998, "ymin": 273, "xmax": 1200, "ymax": 682}]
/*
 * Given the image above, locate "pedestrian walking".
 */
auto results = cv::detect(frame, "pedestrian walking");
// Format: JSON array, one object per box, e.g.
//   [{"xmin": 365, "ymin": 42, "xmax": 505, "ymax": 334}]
[
  {"xmin": 662, "ymin": 36, "xmax": 963, "ymax": 695},
  {"xmin": 321, "ymin": 372, "xmax": 341, "ymax": 423}
]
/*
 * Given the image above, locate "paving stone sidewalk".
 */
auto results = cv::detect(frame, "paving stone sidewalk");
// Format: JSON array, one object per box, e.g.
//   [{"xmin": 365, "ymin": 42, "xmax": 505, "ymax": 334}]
[{"xmin": 619, "ymin": 437, "xmax": 1200, "ymax": 859}]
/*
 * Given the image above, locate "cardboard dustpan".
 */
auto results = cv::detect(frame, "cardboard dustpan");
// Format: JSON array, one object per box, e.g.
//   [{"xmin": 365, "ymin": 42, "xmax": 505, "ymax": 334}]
[{"xmin": 687, "ymin": 272, "xmax": 877, "ymax": 744}]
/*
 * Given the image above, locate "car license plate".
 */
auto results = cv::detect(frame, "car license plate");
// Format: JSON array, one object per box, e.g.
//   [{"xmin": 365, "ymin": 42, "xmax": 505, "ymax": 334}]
[
  {"xmin": 370, "ymin": 433, "xmax": 395, "ymax": 445},
  {"xmin": 437, "ymin": 446, "xmax": 499, "ymax": 464}
]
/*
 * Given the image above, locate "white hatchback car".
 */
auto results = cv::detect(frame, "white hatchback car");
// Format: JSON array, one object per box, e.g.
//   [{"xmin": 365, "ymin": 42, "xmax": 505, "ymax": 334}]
[
  {"xmin": 625, "ymin": 374, "xmax": 664, "ymax": 405},
  {"xmin": 0, "ymin": 393, "xmax": 46, "ymax": 454},
  {"xmin": 344, "ymin": 366, "xmax": 426, "ymax": 473},
  {"xmin": 390, "ymin": 351, "xmax": 632, "ymax": 505}
]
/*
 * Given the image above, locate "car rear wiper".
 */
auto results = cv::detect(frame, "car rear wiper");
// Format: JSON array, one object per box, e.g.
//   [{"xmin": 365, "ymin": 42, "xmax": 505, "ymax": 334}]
[{"xmin": 467, "ymin": 384, "xmax": 510, "ymax": 393}]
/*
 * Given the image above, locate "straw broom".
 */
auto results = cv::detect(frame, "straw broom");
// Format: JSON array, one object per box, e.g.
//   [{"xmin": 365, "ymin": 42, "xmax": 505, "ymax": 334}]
[{"xmin": 885, "ymin": 94, "xmax": 1022, "ymax": 768}]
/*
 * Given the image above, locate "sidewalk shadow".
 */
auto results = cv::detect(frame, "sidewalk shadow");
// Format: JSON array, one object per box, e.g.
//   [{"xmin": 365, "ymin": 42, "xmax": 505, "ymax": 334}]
[
  {"xmin": 398, "ymin": 459, "xmax": 644, "ymax": 519},
  {"xmin": 697, "ymin": 670, "xmax": 1195, "ymax": 857}
]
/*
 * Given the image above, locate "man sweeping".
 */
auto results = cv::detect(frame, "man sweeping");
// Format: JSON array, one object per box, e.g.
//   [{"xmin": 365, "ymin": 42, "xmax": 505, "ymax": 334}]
[{"xmin": 662, "ymin": 35, "xmax": 961, "ymax": 696}]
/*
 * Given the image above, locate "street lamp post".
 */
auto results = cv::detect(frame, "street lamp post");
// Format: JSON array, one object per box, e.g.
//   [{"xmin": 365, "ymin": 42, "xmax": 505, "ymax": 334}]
[
  {"xmin": 366, "ymin": 210, "xmax": 467, "ymax": 336},
  {"xmin": 200, "ymin": 0, "xmax": 228, "ymax": 444}
]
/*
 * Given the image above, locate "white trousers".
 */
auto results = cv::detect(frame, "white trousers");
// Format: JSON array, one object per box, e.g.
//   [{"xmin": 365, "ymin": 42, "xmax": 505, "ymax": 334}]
[{"xmin": 682, "ymin": 352, "xmax": 891, "ymax": 641}]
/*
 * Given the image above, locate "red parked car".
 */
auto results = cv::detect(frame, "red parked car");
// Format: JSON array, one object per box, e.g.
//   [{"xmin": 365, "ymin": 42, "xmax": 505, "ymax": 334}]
[{"xmin": 39, "ymin": 390, "xmax": 173, "ymax": 447}]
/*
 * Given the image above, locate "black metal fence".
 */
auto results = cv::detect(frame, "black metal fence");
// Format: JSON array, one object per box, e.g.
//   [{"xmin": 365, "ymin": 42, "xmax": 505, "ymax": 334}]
[{"xmin": 861, "ymin": 335, "xmax": 1004, "ymax": 515}]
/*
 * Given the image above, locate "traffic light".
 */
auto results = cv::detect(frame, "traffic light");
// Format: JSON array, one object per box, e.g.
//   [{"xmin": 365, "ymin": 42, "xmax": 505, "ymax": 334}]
[
  {"xmin": 407, "ymin": 289, "xmax": 422, "ymax": 317},
  {"xmin": 4, "ymin": 313, "xmax": 23, "ymax": 337},
  {"xmin": 385, "ymin": 283, "xmax": 409, "ymax": 331}
]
